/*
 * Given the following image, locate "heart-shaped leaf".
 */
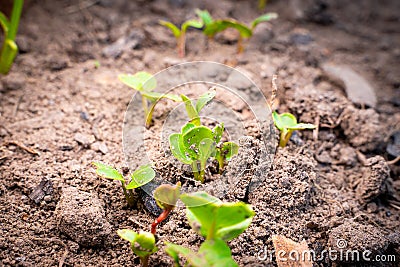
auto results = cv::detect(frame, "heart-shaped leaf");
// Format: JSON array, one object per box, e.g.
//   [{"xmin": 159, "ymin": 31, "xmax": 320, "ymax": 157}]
[
  {"xmin": 154, "ymin": 182, "xmax": 181, "ymax": 210},
  {"xmin": 92, "ymin": 162, "xmax": 124, "ymax": 183},
  {"xmin": 126, "ymin": 164, "xmax": 156, "ymax": 189}
]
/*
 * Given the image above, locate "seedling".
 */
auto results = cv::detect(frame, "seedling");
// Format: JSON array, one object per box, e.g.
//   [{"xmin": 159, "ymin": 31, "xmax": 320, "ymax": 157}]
[
  {"xmin": 165, "ymin": 191, "xmax": 255, "ymax": 267},
  {"xmin": 215, "ymin": 140, "xmax": 239, "ymax": 174},
  {"xmin": 92, "ymin": 162, "xmax": 155, "ymax": 208},
  {"xmin": 196, "ymin": 9, "xmax": 278, "ymax": 53},
  {"xmin": 159, "ymin": 19, "xmax": 203, "ymax": 57},
  {"xmin": 181, "ymin": 89, "xmax": 216, "ymax": 126},
  {"xmin": 258, "ymin": 0, "xmax": 267, "ymax": 10},
  {"xmin": 151, "ymin": 182, "xmax": 181, "ymax": 235},
  {"xmin": 272, "ymin": 111, "xmax": 316, "ymax": 147},
  {"xmin": 117, "ymin": 229, "xmax": 157, "ymax": 267},
  {"xmin": 119, "ymin": 71, "xmax": 181, "ymax": 128},
  {"xmin": 0, "ymin": 0, "xmax": 23, "ymax": 74}
]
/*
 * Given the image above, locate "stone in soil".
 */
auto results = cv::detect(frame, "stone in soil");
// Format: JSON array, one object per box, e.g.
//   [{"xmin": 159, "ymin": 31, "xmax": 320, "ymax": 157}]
[{"xmin": 55, "ymin": 187, "xmax": 112, "ymax": 247}]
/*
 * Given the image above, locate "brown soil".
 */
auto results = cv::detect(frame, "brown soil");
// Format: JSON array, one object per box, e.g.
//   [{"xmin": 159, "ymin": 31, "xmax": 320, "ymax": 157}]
[{"xmin": 1, "ymin": 0, "xmax": 399, "ymax": 266}]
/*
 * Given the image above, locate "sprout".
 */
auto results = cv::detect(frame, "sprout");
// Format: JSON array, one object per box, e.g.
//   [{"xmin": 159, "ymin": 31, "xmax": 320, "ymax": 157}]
[
  {"xmin": 0, "ymin": 0, "xmax": 23, "ymax": 74},
  {"xmin": 196, "ymin": 9, "xmax": 278, "ymax": 53},
  {"xmin": 165, "ymin": 191, "xmax": 255, "ymax": 267},
  {"xmin": 119, "ymin": 71, "xmax": 181, "ymax": 128},
  {"xmin": 272, "ymin": 111, "xmax": 316, "ymax": 147},
  {"xmin": 159, "ymin": 19, "xmax": 203, "ymax": 57},
  {"xmin": 92, "ymin": 162, "xmax": 155, "ymax": 208},
  {"xmin": 117, "ymin": 229, "xmax": 157, "ymax": 267},
  {"xmin": 180, "ymin": 89, "xmax": 216, "ymax": 126},
  {"xmin": 151, "ymin": 182, "xmax": 181, "ymax": 235}
]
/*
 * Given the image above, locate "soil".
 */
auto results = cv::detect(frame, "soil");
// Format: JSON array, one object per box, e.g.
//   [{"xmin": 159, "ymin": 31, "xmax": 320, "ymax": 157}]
[{"xmin": 1, "ymin": 0, "xmax": 399, "ymax": 266}]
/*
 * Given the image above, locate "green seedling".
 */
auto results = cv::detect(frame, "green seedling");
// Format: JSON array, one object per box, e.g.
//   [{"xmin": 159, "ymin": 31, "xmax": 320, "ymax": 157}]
[
  {"xmin": 92, "ymin": 162, "xmax": 155, "ymax": 208},
  {"xmin": 0, "ymin": 0, "xmax": 23, "ymax": 74},
  {"xmin": 215, "ymin": 141, "xmax": 239, "ymax": 174},
  {"xmin": 181, "ymin": 89, "xmax": 216, "ymax": 126},
  {"xmin": 118, "ymin": 229, "xmax": 157, "ymax": 267},
  {"xmin": 119, "ymin": 71, "xmax": 181, "ymax": 128},
  {"xmin": 272, "ymin": 111, "xmax": 316, "ymax": 147},
  {"xmin": 258, "ymin": 0, "xmax": 267, "ymax": 10},
  {"xmin": 165, "ymin": 191, "xmax": 255, "ymax": 267},
  {"xmin": 151, "ymin": 182, "xmax": 181, "ymax": 235},
  {"xmin": 159, "ymin": 19, "xmax": 203, "ymax": 58},
  {"xmin": 196, "ymin": 9, "xmax": 278, "ymax": 53}
]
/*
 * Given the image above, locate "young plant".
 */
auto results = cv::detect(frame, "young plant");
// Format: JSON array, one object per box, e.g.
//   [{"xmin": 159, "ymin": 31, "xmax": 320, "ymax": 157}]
[
  {"xmin": 92, "ymin": 162, "xmax": 155, "ymax": 208},
  {"xmin": 196, "ymin": 9, "xmax": 278, "ymax": 53},
  {"xmin": 272, "ymin": 111, "xmax": 316, "ymax": 147},
  {"xmin": 117, "ymin": 229, "xmax": 157, "ymax": 267},
  {"xmin": 0, "ymin": 0, "xmax": 23, "ymax": 74},
  {"xmin": 119, "ymin": 71, "xmax": 181, "ymax": 128},
  {"xmin": 151, "ymin": 182, "xmax": 181, "ymax": 235},
  {"xmin": 165, "ymin": 191, "xmax": 255, "ymax": 267},
  {"xmin": 159, "ymin": 19, "xmax": 203, "ymax": 58},
  {"xmin": 181, "ymin": 89, "xmax": 216, "ymax": 126}
]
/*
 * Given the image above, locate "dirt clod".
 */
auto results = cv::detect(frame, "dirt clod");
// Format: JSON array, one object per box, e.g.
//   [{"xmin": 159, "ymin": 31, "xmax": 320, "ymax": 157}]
[{"xmin": 55, "ymin": 187, "xmax": 112, "ymax": 247}]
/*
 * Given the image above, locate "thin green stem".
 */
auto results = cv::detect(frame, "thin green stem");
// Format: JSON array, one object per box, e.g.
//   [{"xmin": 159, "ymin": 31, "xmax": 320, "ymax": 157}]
[
  {"xmin": 206, "ymin": 220, "xmax": 216, "ymax": 241},
  {"xmin": 9, "ymin": 0, "xmax": 23, "ymax": 40},
  {"xmin": 178, "ymin": 33, "xmax": 185, "ymax": 58},
  {"xmin": 279, "ymin": 129, "xmax": 293, "ymax": 147},
  {"xmin": 121, "ymin": 182, "xmax": 135, "ymax": 208},
  {"xmin": 140, "ymin": 256, "xmax": 149, "ymax": 267},
  {"xmin": 145, "ymin": 101, "xmax": 156, "ymax": 129},
  {"xmin": 191, "ymin": 161, "xmax": 203, "ymax": 183}
]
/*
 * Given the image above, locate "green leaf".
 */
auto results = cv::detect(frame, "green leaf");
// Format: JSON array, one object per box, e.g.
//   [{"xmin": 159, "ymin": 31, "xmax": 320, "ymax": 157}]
[
  {"xmin": 212, "ymin": 124, "xmax": 224, "ymax": 143},
  {"xmin": 204, "ymin": 20, "xmax": 252, "ymax": 39},
  {"xmin": 181, "ymin": 192, "xmax": 255, "ymax": 241},
  {"xmin": 251, "ymin": 12, "xmax": 278, "ymax": 29},
  {"xmin": 154, "ymin": 183, "xmax": 181, "ymax": 210},
  {"xmin": 220, "ymin": 142, "xmax": 239, "ymax": 160},
  {"xmin": 198, "ymin": 138, "xmax": 217, "ymax": 165},
  {"xmin": 195, "ymin": 89, "xmax": 216, "ymax": 114},
  {"xmin": 118, "ymin": 72, "xmax": 157, "ymax": 92},
  {"xmin": 181, "ymin": 94, "xmax": 200, "ymax": 126},
  {"xmin": 92, "ymin": 162, "xmax": 125, "ymax": 183},
  {"xmin": 165, "ymin": 242, "xmax": 208, "ymax": 267},
  {"xmin": 181, "ymin": 20, "xmax": 203, "ymax": 33},
  {"xmin": 159, "ymin": 20, "xmax": 181, "ymax": 38},
  {"xmin": 169, "ymin": 133, "xmax": 193, "ymax": 164},
  {"xmin": 118, "ymin": 230, "xmax": 157, "ymax": 258},
  {"xmin": 272, "ymin": 111, "xmax": 296, "ymax": 130},
  {"xmin": 126, "ymin": 164, "xmax": 156, "ymax": 189},
  {"xmin": 182, "ymin": 123, "xmax": 196, "ymax": 135},
  {"xmin": 199, "ymin": 239, "xmax": 239, "ymax": 267},
  {"xmin": 182, "ymin": 126, "xmax": 214, "ymax": 159},
  {"xmin": 196, "ymin": 9, "xmax": 213, "ymax": 26},
  {"xmin": 141, "ymin": 91, "xmax": 181, "ymax": 102}
]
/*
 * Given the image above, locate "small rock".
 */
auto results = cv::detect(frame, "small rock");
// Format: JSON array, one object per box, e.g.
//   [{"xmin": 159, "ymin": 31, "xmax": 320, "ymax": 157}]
[
  {"xmin": 55, "ymin": 187, "xmax": 112, "ymax": 247},
  {"xmin": 356, "ymin": 156, "xmax": 392, "ymax": 203},
  {"xmin": 386, "ymin": 131, "xmax": 400, "ymax": 158},
  {"xmin": 45, "ymin": 56, "xmax": 68, "ymax": 71},
  {"xmin": 16, "ymin": 35, "xmax": 30, "ymax": 53},
  {"xmin": 290, "ymin": 31, "xmax": 313, "ymax": 45},
  {"xmin": 29, "ymin": 178, "xmax": 53, "ymax": 204},
  {"xmin": 1, "ymin": 72, "xmax": 26, "ymax": 91},
  {"xmin": 322, "ymin": 63, "xmax": 377, "ymax": 108},
  {"xmin": 91, "ymin": 142, "xmax": 108, "ymax": 154},
  {"xmin": 74, "ymin": 133, "xmax": 95, "ymax": 148},
  {"xmin": 102, "ymin": 29, "xmax": 144, "ymax": 58}
]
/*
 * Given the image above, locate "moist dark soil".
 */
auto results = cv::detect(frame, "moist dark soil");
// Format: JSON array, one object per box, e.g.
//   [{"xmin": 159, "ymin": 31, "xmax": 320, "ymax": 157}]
[{"xmin": 1, "ymin": 0, "xmax": 399, "ymax": 266}]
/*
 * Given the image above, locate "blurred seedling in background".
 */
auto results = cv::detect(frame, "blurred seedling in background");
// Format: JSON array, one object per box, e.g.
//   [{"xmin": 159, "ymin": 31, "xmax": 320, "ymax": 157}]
[
  {"xmin": 117, "ymin": 230, "xmax": 157, "ymax": 267},
  {"xmin": 159, "ymin": 19, "xmax": 203, "ymax": 57},
  {"xmin": 165, "ymin": 191, "xmax": 255, "ymax": 267},
  {"xmin": 196, "ymin": 9, "xmax": 278, "ymax": 53},
  {"xmin": 0, "ymin": 0, "xmax": 23, "ymax": 74},
  {"xmin": 258, "ymin": 0, "xmax": 267, "ymax": 10},
  {"xmin": 272, "ymin": 111, "xmax": 316, "ymax": 147},
  {"xmin": 92, "ymin": 162, "xmax": 155, "ymax": 208},
  {"xmin": 119, "ymin": 71, "xmax": 181, "ymax": 128},
  {"xmin": 151, "ymin": 182, "xmax": 181, "ymax": 234}
]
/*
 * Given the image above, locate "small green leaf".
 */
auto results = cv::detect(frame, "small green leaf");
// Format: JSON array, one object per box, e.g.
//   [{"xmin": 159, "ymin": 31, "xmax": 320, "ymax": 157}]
[
  {"xmin": 182, "ymin": 20, "xmax": 203, "ymax": 33},
  {"xmin": 126, "ymin": 164, "xmax": 156, "ymax": 189},
  {"xmin": 272, "ymin": 111, "xmax": 297, "ymax": 130},
  {"xmin": 92, "ymin": 162, "xmax": 125, "ymax": 183},
  {"xmin": 160, "ymin": 20, "xmax": 181, "ymax": 38},
  {"xmin": 154, "ymin": 183, "xmax": 181, "ymax": 210},
  {"xmin": 212, "ymin": 124, "xmax": 224, "ymax": 143},
  {"xmin": 183, "ymin": 126, "xmax": 214, "ymax": 159},
  {"xmin": 141, "ymin": 91, "xmax": 181, "ymax": 102},
  {"xmin": 199, "ymin": 138, "xmax": 216, "ymax": 164},
  {"xmin": 118, "ymin": 72, "xmax": 157, "ymax": 92},
  {"xmin": 181, "ymin": 94, "xmax": 200, "ymax": 126},
  {"xmin": 118, "ymin": 230, "xmax": 157, "ymax": 258},
  {"xmin": 220, "ymin": 142, "xmax": 239, "ymax": 160},
  {"xmin": 165, "ymin": 242, "xmax": 208, "ymax": 267},
  {"xmin": 199, "ymin": 239, "xmax": 238, "ymax": 267},
  {"xmin": 251, "ymin": 12, "xmax": 278, "ymax": 29},
  {"xmin": 196, "ymin": 9, "xmax": 213, "ymax": 26},
  {"xmin": 182, "ymin": 123, "xmax": 196, "ymax": 135},
  {"xmin": 204, "ymin": 20, "xmax": 252, "ymax": 39},
  {"xmin": 195, "ymin": 89, "xmax": 216, "ymax": 114},
  {"xmin": 169, "ymin": 133, "xmax": 193, "ymax": 164}
]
